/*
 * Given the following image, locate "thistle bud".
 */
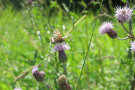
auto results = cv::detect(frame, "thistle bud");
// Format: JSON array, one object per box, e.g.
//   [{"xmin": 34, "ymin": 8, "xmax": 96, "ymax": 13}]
[
  {"xmin": 58, "ymin": 75, "xmax": 71, "ymax": 90},
  {"xmin": 59, "ymin": 50, "xmax": 67, "ymax": 63},
  {"xmin": 58, "ymin": 75, "xmax": 67, "ymax": 86},
  {"xmin": 61, "ymin": 83, "xmax": 71, "ymax": 90},
  {"xmin": 106, "ymin": 30, "xmax": 117, "ymax": 39},
  {"xmin": 32, "ymin": 67, "xmax": 45, "ymax": 82}
]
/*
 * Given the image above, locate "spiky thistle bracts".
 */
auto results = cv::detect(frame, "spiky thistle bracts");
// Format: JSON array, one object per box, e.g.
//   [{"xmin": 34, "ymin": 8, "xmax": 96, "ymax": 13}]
[
  {"xmin": 115, "ymin": 7, "xmax": 133, "ymax": 23},
  {"xmin": 32, "ymin": 66, "xmax": 45, "ymax": 82}
]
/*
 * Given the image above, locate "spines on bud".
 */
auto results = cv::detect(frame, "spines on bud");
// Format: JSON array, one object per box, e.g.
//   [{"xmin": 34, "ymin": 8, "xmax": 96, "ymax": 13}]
[
  {"xmin": 32, "ymin": 67, "xmax": 45, "ymax": 82},
  {"xmin": 106, "ymin": 30, "xmax": 117, "ymax": 39}
]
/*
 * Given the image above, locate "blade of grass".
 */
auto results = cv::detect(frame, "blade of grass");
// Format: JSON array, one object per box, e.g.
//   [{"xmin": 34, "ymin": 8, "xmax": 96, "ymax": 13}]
[{"xmin": 75, "ymin": 0, "xmax": 103, "ymax": 89}]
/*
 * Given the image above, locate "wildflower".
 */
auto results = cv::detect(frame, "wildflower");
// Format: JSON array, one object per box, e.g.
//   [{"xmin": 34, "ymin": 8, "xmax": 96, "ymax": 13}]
[
  {"xmin": 99, "ymin": 22, "xmax": 113, "ymax": 34},
  {"xmin": 14, "ymin": 88, "xmax": 21, "ymax": 90},
  {"xmin": 53, "ymin": 43, "xmax": 70, "ymax": 63},
  {"xmin": 115, "ymin": 7, "xmax": 133, "ymax": 23},
  {"xmin": 32, "ymin": 67, "xmax": 45, "ymax": 82},
  {"xmin": 99, "ymin": 22, "xmax": 117, "ymax": 39},
  {"xmin": 58, "ymin": 75, "xmax": 71, "ymax": 90},
  {"xmin": 131, "ymin": 41, "xmax": 135, "ymax": 52}
]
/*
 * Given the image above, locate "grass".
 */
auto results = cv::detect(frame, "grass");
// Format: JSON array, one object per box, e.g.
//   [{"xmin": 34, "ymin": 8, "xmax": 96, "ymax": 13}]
[{"xmin": 0, "ymin": 5, "xmax": 135, "ymax": 90}]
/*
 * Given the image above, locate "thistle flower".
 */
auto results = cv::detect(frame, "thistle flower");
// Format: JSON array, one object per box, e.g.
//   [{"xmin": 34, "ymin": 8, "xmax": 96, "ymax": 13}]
[
  {"xmin": 99, "ymin": 22, "xmax": 117, "ymax": 39},
  {"xmin": 32, "ymin": 67, "xmax": 45, "ymax": 82},
  {"xmin": 58, "ymin": 75, "xmax": 71, "ymax": 90},
  {"xmin": 131, "ymin": 41, "xmax": 135, "ymax": 52},
  {"xmin": 53, "ymin": 43, "xmax": 70, "ymax": 63},
  {"xmin": 115, "ymin": 7, "xmax": 133, "ymax": 23},
  {"xmin": 99, "ymin": 22, "xmax": 113, "ymax": 34}
]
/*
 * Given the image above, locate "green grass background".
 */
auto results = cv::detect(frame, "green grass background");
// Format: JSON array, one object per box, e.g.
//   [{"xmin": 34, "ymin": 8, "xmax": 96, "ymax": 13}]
[{"xmin": 0, "ymin": 5, "xmax": 135, "ymax": 90}]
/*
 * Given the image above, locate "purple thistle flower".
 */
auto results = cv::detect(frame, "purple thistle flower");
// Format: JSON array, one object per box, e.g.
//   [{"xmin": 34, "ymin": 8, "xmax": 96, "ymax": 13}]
[
  {"xmin": 53, "ymin": 43, "xmax": 70, "ymax": 63},
  {"xmin": 53, "ymin": 43, "xmax": 70, "ymax": 52},
  {"xmin": 131, "ymin": 41, "xmax": 135, "ymax": 52},
  {"xmin": 115, "ymin": 7, "xmax": 133, "ymax": 23},
  {"xmin": 99, "ymin": 22, "xmax": 113, "ymax": 34},
  {"xmin": 32, "ymin": 67, "xmax": 45, "ymax": 82}
]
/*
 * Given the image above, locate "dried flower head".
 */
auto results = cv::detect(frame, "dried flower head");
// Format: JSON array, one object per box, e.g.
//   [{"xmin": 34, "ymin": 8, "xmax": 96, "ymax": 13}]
[
  {"xmin": 99, "ymin": 22, "xmax": 113, "ymax": 34},
  {"xmin": 32, "ymin": 67, "xmax": 45, "ymax": 82},
  {"xmin": 53, "ymin": 43, "xmax": 70, "ymax": 52},
  {"xmin": 131, "ymin": 41, "xmax": 135, "ymax": 52},
  {"xmin": 115, "ymin": 7, "xmax": 133, "ymax": 23},
  {"xmin": 58, "ymin": 75, "xmax": 67, "ymax": 86}
]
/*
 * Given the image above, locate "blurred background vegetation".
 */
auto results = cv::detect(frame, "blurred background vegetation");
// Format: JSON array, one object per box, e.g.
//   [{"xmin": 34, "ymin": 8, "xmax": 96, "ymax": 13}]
[{"xmin": 0, "ymin": 0, "xmax": 135, "ymax": 90}]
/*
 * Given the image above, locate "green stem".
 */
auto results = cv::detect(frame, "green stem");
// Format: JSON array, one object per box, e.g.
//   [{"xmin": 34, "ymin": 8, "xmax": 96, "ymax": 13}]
[{"xmin": 75, "ymin": 0, "xmax": 103, "ymax": 89}]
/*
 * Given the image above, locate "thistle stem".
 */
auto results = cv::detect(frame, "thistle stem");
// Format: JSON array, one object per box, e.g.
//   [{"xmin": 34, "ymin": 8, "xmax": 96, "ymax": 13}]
[
  {"xmin": 42, "ymin": 81, "xmax": 53, "ymax": 90},
  {"xmin": 63, "ymin": 63, "xmax": 67, "ymax": 76},
  {"xmin": 116, "ymin": 37, "xmax": 129, "ymax": 40},
  {"xmin": 120, "ymin": 22, "xmax": 133, "ymax": 37}
]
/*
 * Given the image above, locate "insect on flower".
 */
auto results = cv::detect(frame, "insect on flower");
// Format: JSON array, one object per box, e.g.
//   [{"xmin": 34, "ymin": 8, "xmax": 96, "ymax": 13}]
[{"xmin": 50, "ymin": 30, "xmax": 69, "ymax": 43}]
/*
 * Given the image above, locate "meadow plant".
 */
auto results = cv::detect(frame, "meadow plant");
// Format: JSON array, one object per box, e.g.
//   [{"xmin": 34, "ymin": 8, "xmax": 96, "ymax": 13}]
[
  {"xmin": 99, "ymin": 1, "xmax": 135, "ymax": 89},
  {"xmin": 32, "ymin": 66, "xmax": 45, "ymax": 82}
]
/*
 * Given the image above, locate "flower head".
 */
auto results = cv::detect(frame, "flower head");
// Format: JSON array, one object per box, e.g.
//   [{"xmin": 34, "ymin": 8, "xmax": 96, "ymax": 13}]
[
  {"xmin": 99, "ymin": 22, "xmax": 113, "ymax": 34},
  {"xmin": 53, "ymin": 43, "xmax": 70, "ymax": 52},
  {"xmin": 115, "ymin": 7, "xmax": 133, "ymax": 23},
  {"xmin": 131, "ymin": 41, "xmax": 135, "ymax": 52},
  {"xmin": 58, "ymin": 75, "xmax": 71, "ymax": 90},
  {"xmin": 32, "ymin": 67, "xmax": 45, "ymax": 82},
  {"xmin": 58, "ymin": 75, "xmax": 67, "ymax": 86}
]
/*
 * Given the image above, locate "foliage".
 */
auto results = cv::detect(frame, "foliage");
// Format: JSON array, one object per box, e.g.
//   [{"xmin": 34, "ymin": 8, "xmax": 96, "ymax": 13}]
[{"xmin": 0, "ymin": 0, "xmax": 135, "ymax": 90}]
